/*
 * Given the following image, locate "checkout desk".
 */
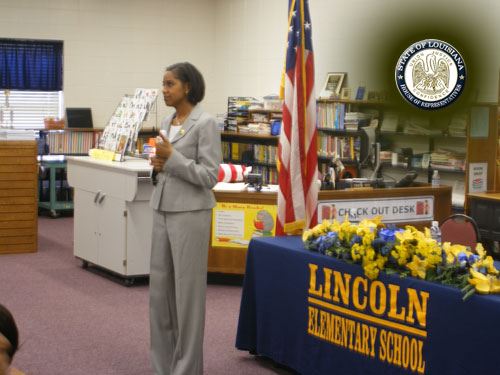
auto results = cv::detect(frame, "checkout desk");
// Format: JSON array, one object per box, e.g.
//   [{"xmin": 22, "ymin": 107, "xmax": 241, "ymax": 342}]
[{"xmin": 209, "ymin": 184, "xmax": 451, "ymax": 274}]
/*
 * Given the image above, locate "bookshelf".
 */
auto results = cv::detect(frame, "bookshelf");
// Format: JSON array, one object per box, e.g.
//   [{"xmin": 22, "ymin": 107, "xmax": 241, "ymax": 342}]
[
  {"xmin": 316, "ymin": 99, "xmax": 387, "ymax": 178},
  {"xmin": 315, "ymin": 98, "xmax": 482, "ymax": 211},
  {"xmin": 221, "ymin": 131, "xmax": 278, "ymax": 185},
  {"xmin": 39, "ymin": 128, "xmax": 102, "ymax": 155}
]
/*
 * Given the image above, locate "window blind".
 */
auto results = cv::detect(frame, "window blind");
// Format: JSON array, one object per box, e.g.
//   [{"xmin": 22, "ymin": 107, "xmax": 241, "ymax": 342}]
[{"xmin": 0, "ymin": 90, "xmax": 64, "ymax": 129}]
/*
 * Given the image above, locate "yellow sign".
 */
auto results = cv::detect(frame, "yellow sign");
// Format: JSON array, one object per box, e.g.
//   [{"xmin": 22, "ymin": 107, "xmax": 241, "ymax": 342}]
[
  {"xmin": 212, "ymin": 202, "xmax": 277, "ymax": 248},
  {"xmin": 89, "ymin": 148, "xmax": 115, "ymax": 161}
]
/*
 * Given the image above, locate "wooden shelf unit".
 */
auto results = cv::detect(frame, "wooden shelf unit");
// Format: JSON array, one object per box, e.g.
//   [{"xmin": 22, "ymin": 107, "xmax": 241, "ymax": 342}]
[{"xmin": 0, "ymin": 140, "xmax": 38, "ymax": 254}]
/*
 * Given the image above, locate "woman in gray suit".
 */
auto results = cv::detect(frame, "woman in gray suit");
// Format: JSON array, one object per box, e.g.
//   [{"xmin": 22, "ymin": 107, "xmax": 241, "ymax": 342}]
[{"xmin": 149, "ymin": 62, "xmax": 222, "ymax": 375}]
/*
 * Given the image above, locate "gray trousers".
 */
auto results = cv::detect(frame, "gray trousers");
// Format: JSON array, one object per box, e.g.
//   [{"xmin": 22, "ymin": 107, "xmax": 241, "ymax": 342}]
[{"xmin": 150, "ymin": 209, "xmax": 211, "ymax": 375}]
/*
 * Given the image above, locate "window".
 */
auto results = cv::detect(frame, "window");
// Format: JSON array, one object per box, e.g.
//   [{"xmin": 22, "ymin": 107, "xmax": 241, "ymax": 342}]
[
  {"xmin": 0, "ymin": 90, "xmax": 63, "ymax": 129},
  {"xmin": 0, "ymin": 38, "xmax": 63, "ymax": 129}
]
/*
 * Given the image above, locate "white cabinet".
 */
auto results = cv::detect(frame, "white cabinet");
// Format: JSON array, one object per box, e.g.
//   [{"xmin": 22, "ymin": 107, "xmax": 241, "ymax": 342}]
[{"xmin": 67, "ymin": 156, "xmax": 153, "ymax": 282}]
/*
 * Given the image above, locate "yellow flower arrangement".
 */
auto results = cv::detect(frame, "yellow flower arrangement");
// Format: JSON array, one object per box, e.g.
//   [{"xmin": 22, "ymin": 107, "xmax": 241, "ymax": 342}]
[{"xmin": 303, "ymin": 216, "xmax": 500, "ymax": 299}]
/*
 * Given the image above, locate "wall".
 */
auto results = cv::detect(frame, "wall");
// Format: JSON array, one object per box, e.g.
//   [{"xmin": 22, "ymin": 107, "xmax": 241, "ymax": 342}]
[
  {"xmin": 214, "ymin": 0, "xmax": 500, "ymax": 113},
  {"xmin": 1, "ymin": 0, "xmax": 499, "ymax": 127},
  {"xmin": 0, "ymin": 0, "xmax": 216, "ymax": 128}
]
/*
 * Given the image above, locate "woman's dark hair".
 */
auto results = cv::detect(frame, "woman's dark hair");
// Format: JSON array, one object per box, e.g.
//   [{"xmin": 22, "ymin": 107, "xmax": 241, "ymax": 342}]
[
  {"xmin": 0, "ymin": 304, "xmax": 18, "ymax": 362},
  {"xmin": 166, "ymin": 62, "xmax": 205, "ymax": 105}
]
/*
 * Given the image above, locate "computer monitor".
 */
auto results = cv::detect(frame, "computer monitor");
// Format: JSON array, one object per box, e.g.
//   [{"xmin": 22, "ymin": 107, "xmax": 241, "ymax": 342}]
[
  {"xmin": 66, "ymin": 108, "xmax": 93, "ymax": 128},
  {"xmin": 358, "ymin": 126, "xmax": 381, "ymax": 180},
  {"xmin": 359, "ymin": 126, "xmax": 375, "ymax": 166}
]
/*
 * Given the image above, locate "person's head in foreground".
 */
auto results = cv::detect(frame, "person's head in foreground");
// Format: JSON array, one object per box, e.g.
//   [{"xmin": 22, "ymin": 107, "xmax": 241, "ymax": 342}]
[{"xmin": 0, "ymin": 304, "xmax": 18, "ymax": 375}]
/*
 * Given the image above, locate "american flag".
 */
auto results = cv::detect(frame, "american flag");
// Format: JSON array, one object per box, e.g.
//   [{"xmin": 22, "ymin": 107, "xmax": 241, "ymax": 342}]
[{"xmin": 276, "ymin": 0, "xmax": 318, "ymax": 235}]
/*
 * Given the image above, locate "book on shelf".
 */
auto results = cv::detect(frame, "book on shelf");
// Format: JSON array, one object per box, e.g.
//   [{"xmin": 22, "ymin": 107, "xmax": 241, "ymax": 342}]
[
  {"xmin": 316, "ymin": 102, "xmax": 345, "ymax": 130},
  {"xmin": 403, "ymin": 116, "xmax": 442, "ymax": 136},
  {"xmin": 44, "ymin": 130, "xmax": 97, "ymax": 154},
  {"xmin": 448, "ymin": 114, "xmax": 467, "ymax": 137},
  {"xmin": 343, "ymin": 112, "xmax": 371, "ymax": 131},
  {"xmin": 238, "ymin": 123, "xmax": 271, "ymax": 135},
  {"xmin": 380, "ymin": 112, "xmax": 399, "ymax": 132},
  {"xmin": 430, "ymin": 149, "xmax": 466, "ymax": 171},
  {"xmin": 317, "ymin": 134, "xmax": 357, "ymax": 161}
]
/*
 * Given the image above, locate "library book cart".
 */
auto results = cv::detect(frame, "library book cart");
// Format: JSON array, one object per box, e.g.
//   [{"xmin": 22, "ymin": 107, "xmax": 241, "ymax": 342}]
[{"xmin": 67, "ymin": 156, "xmax": 153, "ymax": 285}]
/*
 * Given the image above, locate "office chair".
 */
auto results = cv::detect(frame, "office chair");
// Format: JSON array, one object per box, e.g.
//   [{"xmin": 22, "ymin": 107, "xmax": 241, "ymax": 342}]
[{"xmin": 440, "ymin": 214, "xmax": 481, "ymax": 252}]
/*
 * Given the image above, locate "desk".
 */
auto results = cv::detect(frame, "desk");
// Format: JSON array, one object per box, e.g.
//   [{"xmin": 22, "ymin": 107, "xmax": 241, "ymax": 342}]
[
  {"xmin": 236, "ymin": 236, "xmax": 500, "ymax": 375},
  {"xmin": 211, "ymin": 184, "xmax": 451, "ymax": 274}
]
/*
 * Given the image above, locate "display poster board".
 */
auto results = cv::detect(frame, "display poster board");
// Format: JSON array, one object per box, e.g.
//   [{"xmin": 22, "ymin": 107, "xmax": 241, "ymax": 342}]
[
  {"xmin": 212, "ymin": 202, "xmax": 277, "ymax": 248},
  {"xmin": 318, "ymin": 196, "xmax": 434, "ymax": 223},
  {"xmin": 468, "ymin": 162, "xmax": 488, "ymax": 194}
]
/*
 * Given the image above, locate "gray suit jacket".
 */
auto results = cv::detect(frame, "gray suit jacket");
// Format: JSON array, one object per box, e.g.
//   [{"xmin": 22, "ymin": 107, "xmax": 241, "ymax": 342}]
[{"xmin": 150, "ymin": 104, "xmax": 222, "ymax": 212}]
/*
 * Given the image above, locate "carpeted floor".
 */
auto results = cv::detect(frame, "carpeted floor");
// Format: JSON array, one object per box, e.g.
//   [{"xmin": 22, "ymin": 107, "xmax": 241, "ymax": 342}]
[{"xmin": 0, "ymin": 216, "xmax": 296, "ymax": 375}]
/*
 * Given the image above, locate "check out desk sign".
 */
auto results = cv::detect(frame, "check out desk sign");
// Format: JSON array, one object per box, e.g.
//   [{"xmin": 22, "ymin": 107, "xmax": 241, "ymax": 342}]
[{"xmin": 318, "ymin": 196, "xmax": 434, "ymax": 223}]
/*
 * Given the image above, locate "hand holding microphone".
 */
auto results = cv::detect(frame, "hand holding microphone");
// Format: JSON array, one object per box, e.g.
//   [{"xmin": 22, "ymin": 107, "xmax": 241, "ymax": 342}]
[{"xmin": 152, "ymin": 130, "xmax": 172, "ymax": 172}]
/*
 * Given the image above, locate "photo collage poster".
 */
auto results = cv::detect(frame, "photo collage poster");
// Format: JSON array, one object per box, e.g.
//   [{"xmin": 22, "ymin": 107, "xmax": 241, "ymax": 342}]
[{"xmin": 99, "ymin": 88, "xmax": 158, "ymax": 160}]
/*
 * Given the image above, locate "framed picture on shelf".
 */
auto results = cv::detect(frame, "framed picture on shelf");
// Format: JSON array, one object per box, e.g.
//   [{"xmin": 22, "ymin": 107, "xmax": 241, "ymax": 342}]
[
  {"xmin": 320, "ymin": 72, "xmax": 346, "ymax": 97},
  {"xmin": 341, "ymin": 88, "xmax": 351, "ymax": 100},
  {"xmin": 355, "ymin": 86, "xmax": 365, "ymax": 100}
]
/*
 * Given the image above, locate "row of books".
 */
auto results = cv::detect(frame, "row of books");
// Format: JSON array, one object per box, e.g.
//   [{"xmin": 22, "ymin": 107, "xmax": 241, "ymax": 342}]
[
  {"xmin": 430, "ymin": 149, "xmax": 466, "ymax": 171},
  {"xmin": 380, "ymin": 113, "xmax": 467, "ymax": 136},
  {"xmin": 238, "ymin": 123, "xmax": 271, "ymax": 135},
  {"xmin": 43, "ymin": 131, "xmax": 100, "ymax": 154},
  {"xmin": 316, "ymin": 102, "xmax": 372, "ymax": 131},
  {"xmin": 225, "ymin": 96, "xmax": 255, "ymax": 132},
  {"xmin": 251, "ymin": 165, "xmax": 278, "ymax": 185},
  {"xmin": 317, "ymin": 134, "xmax": 358, "ymax": 161},
  {"xmin": 222, "ymin": 142, "xmax": 277, "ymax": 164},
  {"xmin": 316, "ymin": 102, "xmax": 345, "ymax": 130}
]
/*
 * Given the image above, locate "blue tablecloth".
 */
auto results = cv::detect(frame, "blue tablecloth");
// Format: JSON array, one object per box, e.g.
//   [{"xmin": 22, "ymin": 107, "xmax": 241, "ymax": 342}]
[{"xmin": 236, "ymin": 236, "xmax": 500, "ymax": 375}]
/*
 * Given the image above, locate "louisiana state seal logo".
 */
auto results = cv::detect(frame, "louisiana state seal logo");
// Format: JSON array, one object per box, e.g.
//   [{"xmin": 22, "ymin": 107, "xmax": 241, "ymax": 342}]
[{"xmin": 395, "ymin": 39, "xmax": 466, "ymax": 110}]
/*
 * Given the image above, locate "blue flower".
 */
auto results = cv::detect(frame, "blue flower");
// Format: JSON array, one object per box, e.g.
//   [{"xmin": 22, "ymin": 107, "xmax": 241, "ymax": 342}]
[
  {"xmin": 468, "ymin": 254, "xmax": 479, "ymax": 265},
  {"xmin": 326, "ymin": 231, "xmax": 337, "ymax": 240},
  {"xmin": 371, "ymin": 237, "xmax": 386, "ymax": 247},
  {"xmin": 458, "ymin": 251, "xmax": 468, "ymax": 262},
  {"xmin": 312, "ymin": 236, "xmax": 324, "ymax": 252},
  {"xmin": 379, "ymin": 227, "xmax": 404, "ymax": 243},
  {"xmin": 380, "ymin": 244, "xmax": 392, "ymax": 256},
  {"xmin": 350, "ymin": 235, "xmax": 363, "ymax": 247},
  {"xmin": 389, "ymin": 255, "xmax": 399, "ymax": 264}
]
